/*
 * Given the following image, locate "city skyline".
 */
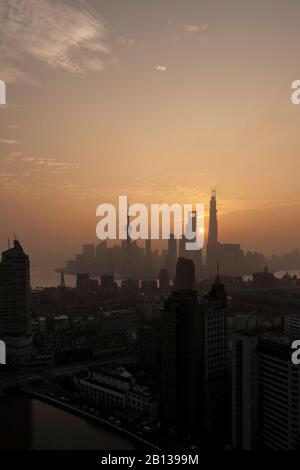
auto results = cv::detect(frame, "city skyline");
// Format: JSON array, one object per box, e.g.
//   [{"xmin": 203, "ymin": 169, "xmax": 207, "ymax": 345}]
[
  {"xmin": 2, "ymin": 1, "xmax": 300, "ymax": 455},
  {"xmin": 2, "ymin": 190, "xmax": 300, "ymax": 287},
  {"xmin": 1, "ymin": 0, "xmax": 300, "ymax": 285},
  {"xmin": 2, "ymin": 234, "xmax": 300, "ymax": 450}
]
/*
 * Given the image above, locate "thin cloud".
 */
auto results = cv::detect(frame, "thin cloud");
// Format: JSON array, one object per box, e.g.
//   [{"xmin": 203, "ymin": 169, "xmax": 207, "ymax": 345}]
[
  {"xmin": 156, "ymin": 65, "xmax": 167, "ymax": 72},
  {"xmin": 0, "ymin": 139, "xmax": 20, "ymax": 144},
  {"xmin": 185, "ymin": 24, "xmax": 208, "ymax": 33},
  {"xmin": 0, "ymin": 151, "xmax": 74, "ymax": 173},
  {"xmin": 116, "ymin": 36, "xmax": 135, "ymax": 48},
  {"xmin": 0, "ymin": 0, "xmax": 110, "ymax": 83},
  {"xmin": 185, "ymin": 24, "xmax": 201, "ymax": 33}
]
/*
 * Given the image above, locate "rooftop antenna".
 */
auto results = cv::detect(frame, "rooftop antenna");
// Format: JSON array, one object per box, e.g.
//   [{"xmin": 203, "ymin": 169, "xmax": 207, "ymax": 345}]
[
  {"xmin": 60, "ymin": 272, "xmax": 66, "ymax": 289},
  {"xmin": 8, "ymin": 237, "xmax": 10, "ymax": 249},
  {"xmin": 212, "ymin": 186, "xmax": 220, "ymax": 197}
]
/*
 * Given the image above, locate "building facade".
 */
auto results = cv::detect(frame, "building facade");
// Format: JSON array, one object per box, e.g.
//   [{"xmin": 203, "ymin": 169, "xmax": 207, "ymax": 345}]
[
  {"xmin": 161, "ymin": 261, "xmax": 227, "ymax": 439},
  {"xmin": 0, "ymin": 240, "xmax": 32, "ymax": 365}
]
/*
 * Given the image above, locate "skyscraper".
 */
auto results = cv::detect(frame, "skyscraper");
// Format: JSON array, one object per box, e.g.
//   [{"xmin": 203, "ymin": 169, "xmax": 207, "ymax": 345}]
[
  {"xmin": 174, "ymin": 257, "xmax": 195, "ymax": 290},
  {"xmin": 60, "ymin": 271, "xmax": 66, "ymax": 289},
  {"xmin": 138, "ymin": 320, "xmax": 161, "ymax": 374},
  {"xmin": 0, "ymin": 240, "xmax": 32, "ymax": 365},
  {"xmin": 179, "ymin": 212, "xmax": 203, "ymax": 279},
  {"xmin": 206, "ymin": 190, "xmax": 219, "ymax": 276},
  {"xmin": 257, "ymin": 337, "xmax": 300, "ymax": 449},
  {"xmin": 0, "ymin": 240, "xmax": 31, "ymax": 335},
  {"xmin": 208, "ymin": 190, "xmax": 218, "ymax": 246},
  {"xmin": 76, "ymin": 272, "xmax": 90, "ymax": 296},
  {"xmin": 232, "ymin": 332, "xmax": 258, "ymax": 450},
  {"xmin": 232, "ymin": 333, "xmax": 300, "ymax": 450},
  {"xmin": 166, "ymin": 234, "xmax": 177, "ymax": 279},
  {"xmin": 161, "ymin": 266, "xmax": 227, "ymax": 440}
]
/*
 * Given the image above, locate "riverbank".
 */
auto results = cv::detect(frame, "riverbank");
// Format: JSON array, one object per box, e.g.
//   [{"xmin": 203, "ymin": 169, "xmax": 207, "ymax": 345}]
[
  {"xmin": 0, "ymin": 392, "xmax": 136, "ymax": 450},
  {"xmin": 21, "ymin": 386, "xmax": 161, "ymax": 451}
]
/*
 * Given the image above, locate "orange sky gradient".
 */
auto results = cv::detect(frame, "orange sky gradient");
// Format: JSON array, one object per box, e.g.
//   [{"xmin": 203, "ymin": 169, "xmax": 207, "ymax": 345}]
[{"xmin": 1, "ymin": 0, "xmax": 300, "ymax": 285}]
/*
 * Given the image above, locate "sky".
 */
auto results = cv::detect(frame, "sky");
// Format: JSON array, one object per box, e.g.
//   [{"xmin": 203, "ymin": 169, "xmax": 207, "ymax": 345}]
[{"xmin": 1, "ymin": 0, "xmax": 300, "ymax": 285}]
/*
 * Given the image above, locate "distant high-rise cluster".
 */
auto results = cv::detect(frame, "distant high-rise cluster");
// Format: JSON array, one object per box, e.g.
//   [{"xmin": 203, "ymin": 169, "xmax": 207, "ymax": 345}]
[
  {"xmin": 206, "ymin": 191, "xmax": 266, "ymax": 277},
  {"xmin": 60, "ymin": 192, "xmax": 269, "ymax": 283}
]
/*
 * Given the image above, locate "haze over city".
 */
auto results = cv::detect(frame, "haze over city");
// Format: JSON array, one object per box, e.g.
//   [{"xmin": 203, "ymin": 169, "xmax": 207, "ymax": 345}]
[
  {"xmin": 3, "ymin": 0, "xmax": 300, "ymax": 457},
  {"xmin": 1, "ymin": 0, "xmax": 300, "ymax": 285}
]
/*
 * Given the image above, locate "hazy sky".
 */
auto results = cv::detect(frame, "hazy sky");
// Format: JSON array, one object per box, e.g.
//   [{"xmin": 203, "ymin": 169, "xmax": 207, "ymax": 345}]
[{"xmin": 1, "ymin": 0, "xmax": 300, "ymax": 284}]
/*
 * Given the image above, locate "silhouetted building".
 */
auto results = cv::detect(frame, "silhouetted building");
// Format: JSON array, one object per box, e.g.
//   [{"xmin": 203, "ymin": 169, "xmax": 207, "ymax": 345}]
[
  {"xmin": 138, "ymin": 321, "xmax": 161, "ymax": 373},
  {"xmin": 74, "ymin": 366, "xmax": 158, "ymax": 422},
  {"xmin": 60, "ymin": 272, "xmax": 66, "ymax": 289},
  {"xmin": 218, "ymin": 243, "xmax": 243, "ymax": 276},
  {"xmin": 244, "ymin": 250, "xmax": 266, "ymax": 274},
  {"xmin": 161, "ymin": 276, "xmax": 227, "ymax": 439},
  {"xmin": 0, "ymin": 240, "xmax": 31, "ymax": 335},
  {"xmin": 166, "ymin": 234, "xmax": 177, "ymax": 279},
  {"xmin": 206, "ymin": 190, "xmax": 219, "ymax": 276},
  {"xmin": 121, "ymin": 278, "xmax": 140, "ymax": 293},
  {"xmin": 54, "ymin": 315, "xmax": 69, "ymax": 332},
  {"xmin": 232, "ymin": 332, "xmax": 300, "ymax": 449},
  {"xmin": 76, "ymin": 273, "xmax": 90, "ymax": 295},
  {"xmin": 96, "ymin": 241, "xmax": 108, "ymax": 273},
  {"xmin": 208, "ymin": 190, "xmax": 218, "ymax": 246},
  {"xmin": 257, "ymin": 337, "xmax": 300, "ymax": 449},
  {"xmin": 179, "ymin": 212, "xmax": 203, "ymax": 279},
  {"xmin": 232, "ymin": 332, "xmax": 258, "ymax": 450},
  {"xmin": 285, "ymin": 313, "xmax": 300, "ymax": 339},
  {"xmin": 252, "ymin": 266, "xmax": 277, "ymax": 289},
  {"xmin": 141, "ymin": 279, "xmax": 158, "ymax": 294},
  {"xmin": 83, "ymin": 244, "xmax": 95, "ymax": 259},
  {"xmin": 100, "ymin": 308, "xmax": 137, "ymax": 336},
  {"xmin": 179, "ymin": 235, "xmax": 187, "ymax": 258},
  {"xmin": 174, "ymin": 258, "xmax": 195, "ymax": 290},
  {"xmin": 101, "ymin": 274, "xmax": 115, "ymax": 291},
  {"xmin": 0, "ymin": 240, "xmax": 33, "ymax": 365},
  {"xmin": 159, "ymin": 268, "xmax": 170, "ymax": 293}
]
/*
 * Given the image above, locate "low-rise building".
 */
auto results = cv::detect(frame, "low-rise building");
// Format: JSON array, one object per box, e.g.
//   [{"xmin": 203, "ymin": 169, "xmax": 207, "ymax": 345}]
[{"xmin": 74, "ymin": 366, "xmax": 158, "ymax": 422}]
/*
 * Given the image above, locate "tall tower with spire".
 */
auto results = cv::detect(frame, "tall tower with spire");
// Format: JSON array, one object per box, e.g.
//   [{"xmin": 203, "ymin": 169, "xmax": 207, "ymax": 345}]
[
  {"xmin": 206, "ymin": 190, "xmax": 219, "ymax": 276},
  {"xmin": 208, "ymin": 190, "xmax": 218, "ymax": 245}
]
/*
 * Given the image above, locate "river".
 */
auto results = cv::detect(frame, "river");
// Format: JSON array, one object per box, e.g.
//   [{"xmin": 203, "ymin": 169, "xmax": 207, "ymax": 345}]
[{"xmin": 0, "ymin": 393, "xmax": 135, "ymax": 450}]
